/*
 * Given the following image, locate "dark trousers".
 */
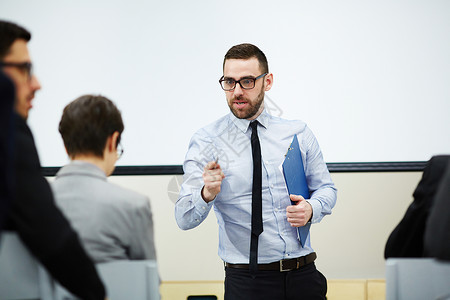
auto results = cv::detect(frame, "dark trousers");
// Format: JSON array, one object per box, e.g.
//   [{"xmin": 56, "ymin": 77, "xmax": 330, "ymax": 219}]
[{"xmin": 224, "ymin": 262, "xmax": 327, "ymax": 300}]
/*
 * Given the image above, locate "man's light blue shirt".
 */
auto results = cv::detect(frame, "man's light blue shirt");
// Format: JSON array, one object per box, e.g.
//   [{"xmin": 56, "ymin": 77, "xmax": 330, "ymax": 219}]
[{"xmin": 175, "ymin": 109, "xmax": 337, "ymax": 264}]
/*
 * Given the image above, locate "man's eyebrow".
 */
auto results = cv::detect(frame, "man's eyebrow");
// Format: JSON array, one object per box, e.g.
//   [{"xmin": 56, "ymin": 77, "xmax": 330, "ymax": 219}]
[{"xmin": 223, "ymin": 75, "xmax": 256, "ymax": 80}]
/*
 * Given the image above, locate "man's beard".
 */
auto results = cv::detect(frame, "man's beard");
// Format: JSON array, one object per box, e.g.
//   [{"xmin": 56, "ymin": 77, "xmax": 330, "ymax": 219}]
[{"xmin": 228, "ymin": 85, "xmax": 265, "ymax": 120}]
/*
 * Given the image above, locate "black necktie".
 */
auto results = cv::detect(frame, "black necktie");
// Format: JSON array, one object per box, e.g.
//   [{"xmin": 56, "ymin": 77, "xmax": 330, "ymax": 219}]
[{"xmin": 250, "ymin": 121, "xmax": 263, "ymax": 273}]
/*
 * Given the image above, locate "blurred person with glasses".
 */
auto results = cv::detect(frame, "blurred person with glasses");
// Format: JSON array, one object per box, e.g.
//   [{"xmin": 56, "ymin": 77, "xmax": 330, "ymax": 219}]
[
  {"xmin": 176, "ymin": 43, "xmax": 336, "ymax": 300},
  {"xmin": 0, "ymin": 28, "xmax": 40, "ymax": 120},
  {"xmin": 52, "ymin": 95, "xmax": 158, "ymax": 269},
  {"xmin": 0, "ymin": 20, "xmax": 107, "ymax": 300}
]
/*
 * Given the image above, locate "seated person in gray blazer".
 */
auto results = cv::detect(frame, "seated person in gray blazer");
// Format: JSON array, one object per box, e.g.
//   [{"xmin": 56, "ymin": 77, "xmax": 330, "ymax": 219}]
[{"xmin": 51, "ymin": 94, "xmax": 156, "ymax": 263}]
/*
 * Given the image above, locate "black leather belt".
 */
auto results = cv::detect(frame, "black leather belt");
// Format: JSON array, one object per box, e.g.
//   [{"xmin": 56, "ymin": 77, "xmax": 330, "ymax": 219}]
[{"xmin": 225, "ymin": 252, "xmax": 317, "ymax": 272}]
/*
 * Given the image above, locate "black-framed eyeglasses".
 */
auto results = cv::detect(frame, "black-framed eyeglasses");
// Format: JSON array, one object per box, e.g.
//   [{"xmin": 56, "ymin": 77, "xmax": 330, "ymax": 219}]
[
  {"xmin": 0, "ymin": 62, "xmax": 33, "ymax": 81},
  {"xmin": 117, "ymin": 143, "xmax": 124, "ymax": 160},
  {"xmin": 219, "ymin": 73, "xmax": 267, "ymax": 91}
]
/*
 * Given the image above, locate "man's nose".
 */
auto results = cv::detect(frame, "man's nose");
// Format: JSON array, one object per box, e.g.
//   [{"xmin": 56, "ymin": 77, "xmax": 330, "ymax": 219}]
[
  {"xmin": 233, "ymin": 82, "xmax": 244, "ymax": 97},
  {"xmin": 30, "ymin": 74, "xmax": 41, "ymax": 91}
]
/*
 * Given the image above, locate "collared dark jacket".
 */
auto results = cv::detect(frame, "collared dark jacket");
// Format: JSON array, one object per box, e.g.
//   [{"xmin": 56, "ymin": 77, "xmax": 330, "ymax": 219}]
[
  {"xmin": 424, "ymin": 160, "xmax": 450, "ymax": 261},
  {"xmin": 385, "ymin": 155, "xmax": 450, "ymax": 258},
  {"xmin": 3, "ymin": 110, "xmax": 106, "ymax": 300}
]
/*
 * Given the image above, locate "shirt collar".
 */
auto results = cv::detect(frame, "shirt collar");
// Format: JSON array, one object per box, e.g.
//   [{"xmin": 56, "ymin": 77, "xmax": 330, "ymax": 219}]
[
  {"xmin": 56, "ymin": 160, "xmax": 107, "ymax": 180},
  {"xmin": 229, "ymin": 109, "xmax": 269, "ymax": 133}
]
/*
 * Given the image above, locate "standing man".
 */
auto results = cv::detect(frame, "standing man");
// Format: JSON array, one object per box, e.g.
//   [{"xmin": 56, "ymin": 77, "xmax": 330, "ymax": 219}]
[
  {"xmin": 0, "ymin": 20, "xmax": 106, "ymax": 299},
  {"xmin": 52, "ymin": 95, "xmax": 157, "ymax": 264},
  {"xmin": 176, "ymin": 43, "xmax": 337, "ymax": 300}
]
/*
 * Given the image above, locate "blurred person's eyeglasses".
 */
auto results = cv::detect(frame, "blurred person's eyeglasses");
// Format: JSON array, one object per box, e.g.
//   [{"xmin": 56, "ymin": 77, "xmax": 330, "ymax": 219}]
[
  {"xmin": 117, "ymin": 143, "xmax": 124, "ymax": 160},
  {"xmin": 0, "ymin": 62, "xmax": 33, "ymax": 81},
  {"xmin": 219, "ymin": 73, "xmax": 267, "ymax": 91}
]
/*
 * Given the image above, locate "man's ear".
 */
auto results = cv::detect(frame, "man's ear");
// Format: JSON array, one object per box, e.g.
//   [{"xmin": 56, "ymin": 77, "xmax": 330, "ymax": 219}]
[
  {"xmin": 107, "ymin": 131, "xmax": 120, "ymax": 153},
  {"xmin": 264, "ymin": 73, "xmax": 273, "ymax": 91}
]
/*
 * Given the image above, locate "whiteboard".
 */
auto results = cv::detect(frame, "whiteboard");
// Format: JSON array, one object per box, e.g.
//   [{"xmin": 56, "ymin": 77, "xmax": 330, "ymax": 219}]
[{"xmin": 1, "ymin": 0, "xmax": 449, "ymax": 167}]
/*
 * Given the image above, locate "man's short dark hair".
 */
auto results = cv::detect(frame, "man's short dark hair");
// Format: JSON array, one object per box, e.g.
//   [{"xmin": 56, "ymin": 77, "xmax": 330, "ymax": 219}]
[
  {"xmin": 0, "ymin": 20, "xmax": 31, "ymax": 60},
  {"xmin": 59, "ymin": 95, "xmax": 124, "ymax": 158},
  {"xmin": 223, "ymin": 43, "xmax": 269, "ymax": 74}
]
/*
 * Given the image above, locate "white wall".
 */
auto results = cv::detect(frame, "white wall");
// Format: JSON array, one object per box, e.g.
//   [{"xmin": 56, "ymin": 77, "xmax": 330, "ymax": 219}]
[
  {"xmin": 99, "ymin": 171, "xmax": 422, "ymax": 281},
  {"xmin": 2, "ymin": 0, "xmax": 437, "ymax": 279},
  {"xmin": 2, "ymin": 0, "xmax": 450, "ymax": 166}
]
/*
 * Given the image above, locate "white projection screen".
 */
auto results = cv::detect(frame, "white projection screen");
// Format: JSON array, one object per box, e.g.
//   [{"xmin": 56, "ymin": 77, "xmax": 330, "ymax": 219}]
[{"xmin": 1, "ymin": 0, "xmax": 449, "ymax": 169}]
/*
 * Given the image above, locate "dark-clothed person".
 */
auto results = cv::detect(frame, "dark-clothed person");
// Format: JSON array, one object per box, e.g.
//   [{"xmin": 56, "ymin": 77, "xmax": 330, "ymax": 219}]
[{"xmin": 0, "ymin": 20, "xmax": 105, "ymax": 300}]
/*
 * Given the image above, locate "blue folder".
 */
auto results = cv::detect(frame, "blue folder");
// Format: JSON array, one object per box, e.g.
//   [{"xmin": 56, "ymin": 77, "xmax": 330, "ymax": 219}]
[{"xmin": 282, "ymin": 134, "xmax": 311, "ymax": 247}]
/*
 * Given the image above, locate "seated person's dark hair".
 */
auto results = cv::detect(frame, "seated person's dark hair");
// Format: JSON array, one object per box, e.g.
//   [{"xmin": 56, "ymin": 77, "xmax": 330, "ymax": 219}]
[{"xmin": 59, "ymin": 95, "xmax": 124, "ymax": 158}]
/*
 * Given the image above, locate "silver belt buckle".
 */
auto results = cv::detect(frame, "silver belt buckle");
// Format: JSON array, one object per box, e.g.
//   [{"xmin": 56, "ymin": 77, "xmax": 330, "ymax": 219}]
[{"xmin": 279, "ymin": 259, "xmax": 293, "ymax": 272}]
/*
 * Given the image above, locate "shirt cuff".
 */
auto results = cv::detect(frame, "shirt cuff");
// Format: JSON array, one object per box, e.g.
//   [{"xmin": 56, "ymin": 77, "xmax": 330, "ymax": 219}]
[
  {"xmin": 193, "ymin": 188, "xmax": 214, "ymax": 217},
  {"xmin": 307, "ymin": 199, "xmax": 321, "ymax": 224}
]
